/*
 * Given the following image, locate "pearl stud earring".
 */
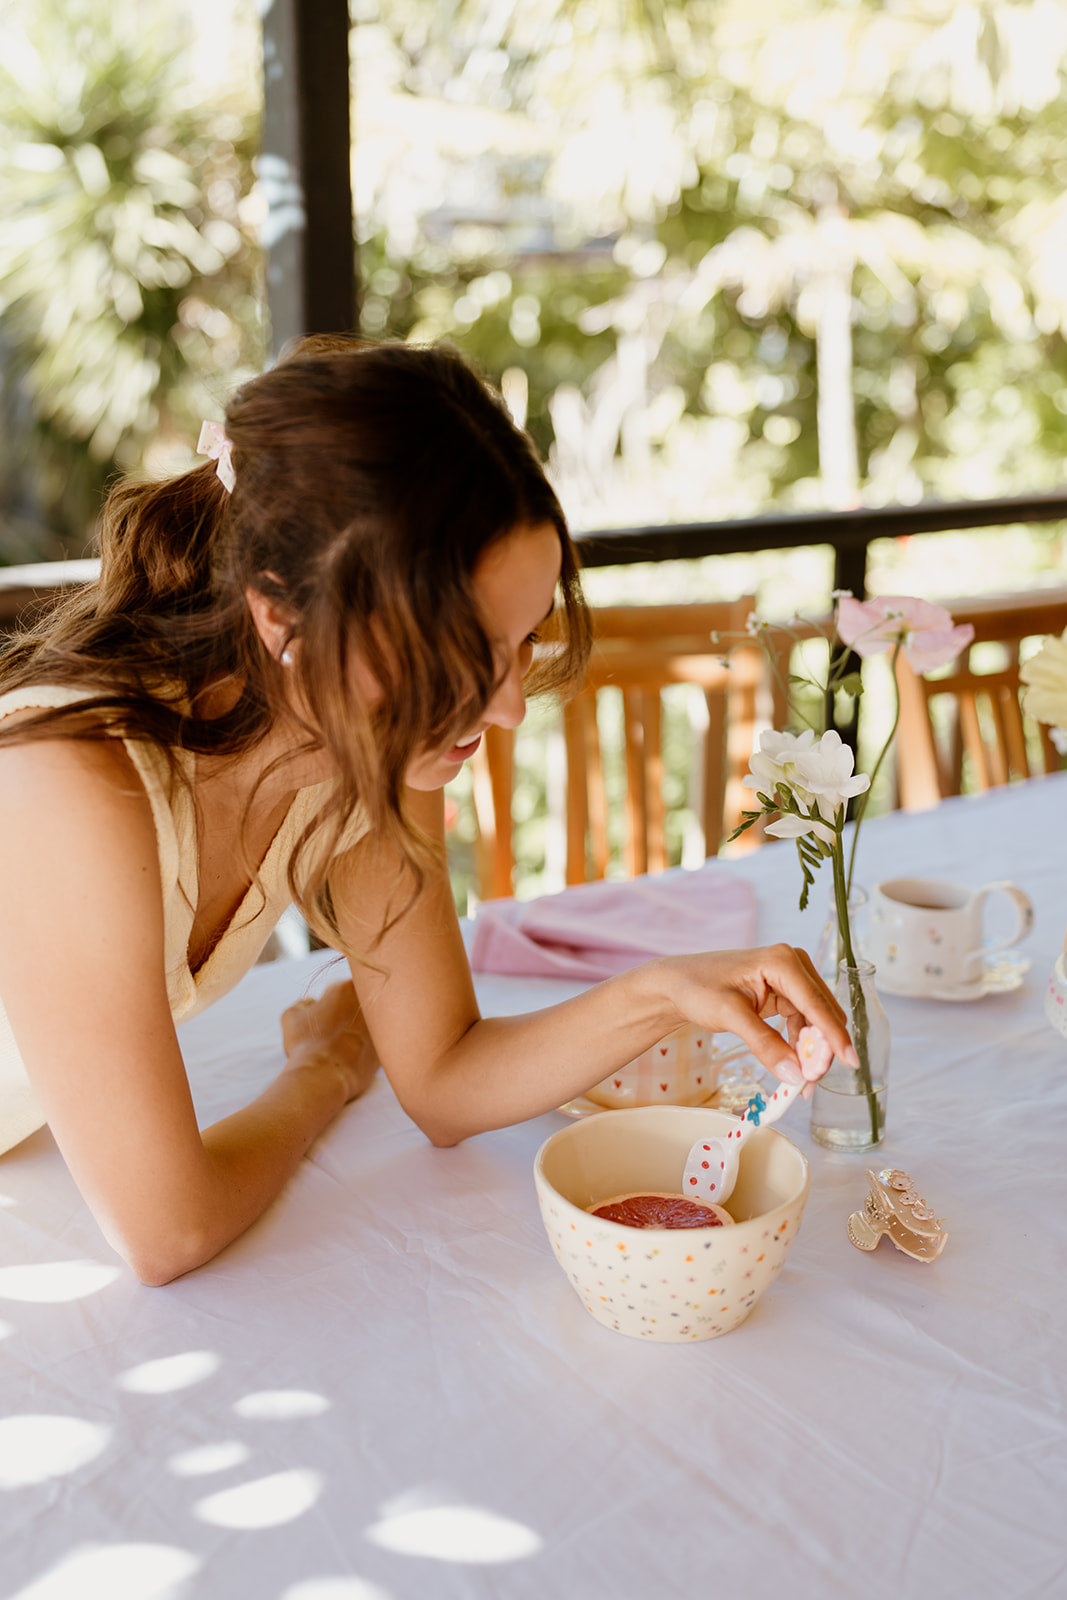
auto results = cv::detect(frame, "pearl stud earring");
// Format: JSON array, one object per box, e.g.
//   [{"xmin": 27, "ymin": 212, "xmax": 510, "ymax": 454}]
[{"xmin": 281, "ymin": 648, "xmax": 294, "ymax": 666}]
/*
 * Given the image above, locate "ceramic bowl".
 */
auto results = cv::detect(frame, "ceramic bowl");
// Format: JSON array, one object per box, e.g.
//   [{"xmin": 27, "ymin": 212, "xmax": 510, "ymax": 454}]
[
  {"xmin": 534, "ymin": 1105, "xmax": 810, "ymax": 1342},
  {"xmin": 583, "ymin": 1023, "xmax": 724, "ymax": 1109}
]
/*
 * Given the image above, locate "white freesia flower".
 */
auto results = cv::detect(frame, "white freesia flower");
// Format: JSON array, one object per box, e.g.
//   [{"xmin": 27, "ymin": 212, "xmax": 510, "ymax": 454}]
[
  {"xmin": 791, "ymin": 730, "xmax": 871, "ymax": 823},
  {"xmin": 758, "ymin": 729, "xmax": 817, "ymax": 763},
  {"xmin": 763, "ymin": 813, "xmax": 836, "ymax": 847},
  {"xmin": 742, "ymin": 728, "xmax": 817, "ymax": 799}
]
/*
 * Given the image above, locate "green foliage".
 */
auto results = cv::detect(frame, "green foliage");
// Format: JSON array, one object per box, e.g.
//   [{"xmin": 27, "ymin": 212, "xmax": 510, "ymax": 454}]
[
  {"xmin": 353, "ymin": 0, "xmax": 1067, "ymax": 534},
  {"xmin": 0, "ymin": 0, "xmax": 264, "ymax": 552},
  {"xmin": 6, "ymin": 0, "xmax": 1067, "ymax": 563},
  {"xmin": 357, "ymin": 231, "xmax": 627, "ymax": 463}
]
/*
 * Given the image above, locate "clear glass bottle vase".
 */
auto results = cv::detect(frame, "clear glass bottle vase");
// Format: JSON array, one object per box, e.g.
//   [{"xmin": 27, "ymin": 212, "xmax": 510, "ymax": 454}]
[
  {"xmin": 810, "ymin": 958, "xmax": 889, "ymax": 1151},
  {"xmin": 815, "ymin": 885, "xmax": 869, "ymax": 983}
]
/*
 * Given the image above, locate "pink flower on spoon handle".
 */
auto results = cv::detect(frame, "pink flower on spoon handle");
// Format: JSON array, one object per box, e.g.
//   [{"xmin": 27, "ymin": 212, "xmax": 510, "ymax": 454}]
[{"xmin": 796, "ymin": 1024, "xmax": 835, "ymax": 1099}]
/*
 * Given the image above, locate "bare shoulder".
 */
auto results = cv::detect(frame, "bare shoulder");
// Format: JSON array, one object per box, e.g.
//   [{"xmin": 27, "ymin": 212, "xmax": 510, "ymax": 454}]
[
  {"xmin": 0, "ymin": 732, "xmax": 159, "ymax": 896},
  {"xmin": 0, "ymin": 728, "xmax": 152, "ymax": 821}
]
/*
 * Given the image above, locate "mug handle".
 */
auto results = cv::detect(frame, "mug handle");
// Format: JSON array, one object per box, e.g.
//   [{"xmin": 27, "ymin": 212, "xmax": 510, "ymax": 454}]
[{"xmin": 966, "ymin": 882, "xmax": 1035, "ymax": 976}]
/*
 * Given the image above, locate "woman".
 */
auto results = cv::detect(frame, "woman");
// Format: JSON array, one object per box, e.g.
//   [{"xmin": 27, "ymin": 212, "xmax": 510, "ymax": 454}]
[{"xmin": 0, "ymin": 336, "xmax": 850, "ymax": 1285}]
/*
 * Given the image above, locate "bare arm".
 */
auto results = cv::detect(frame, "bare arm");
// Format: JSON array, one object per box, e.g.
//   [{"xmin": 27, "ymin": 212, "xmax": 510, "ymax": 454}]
[
  {"xmin": 334, "ymin": 789, "xmax": 852, "ymax": 1147},
  {"xmin": 0, "ymin": 739, "xmax": 372, "ymax": 1285}
]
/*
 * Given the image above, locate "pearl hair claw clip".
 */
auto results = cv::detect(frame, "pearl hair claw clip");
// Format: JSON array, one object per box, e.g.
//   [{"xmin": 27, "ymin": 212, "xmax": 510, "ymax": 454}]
[{"xmin": 847, "ymin": 1169, "xmax": 947, "ymax": 1262}]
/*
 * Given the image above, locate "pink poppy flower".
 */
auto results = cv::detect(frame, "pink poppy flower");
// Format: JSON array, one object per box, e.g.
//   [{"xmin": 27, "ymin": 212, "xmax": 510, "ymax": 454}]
[
  {"xmin": 836, "ymin": 595, "xmax": 973, "ymax": 675},
  {"xmin": 796, "ymin": 1025, "xmax": 834, "ymax": 1083}
]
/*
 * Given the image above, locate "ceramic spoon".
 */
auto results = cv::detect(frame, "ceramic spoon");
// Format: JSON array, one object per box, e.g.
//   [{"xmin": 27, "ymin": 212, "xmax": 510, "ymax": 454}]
[
  {"xmin": 682, "ymin": 1080, "xmax": 802, "ymax": 1208},
  {"xmin": 682, "ymin": 1023, "xmax": 835, "ymax": 1207}
]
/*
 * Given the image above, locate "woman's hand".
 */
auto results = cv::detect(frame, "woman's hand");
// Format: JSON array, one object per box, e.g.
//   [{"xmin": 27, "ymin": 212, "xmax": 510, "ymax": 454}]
[
  {"xmin": 281, "ymin": 979, "xmax": 380, "ymax": 1105},
  {"xmin": 648, "ymin": 944, "xmax": 857, "ymax": 1089}
]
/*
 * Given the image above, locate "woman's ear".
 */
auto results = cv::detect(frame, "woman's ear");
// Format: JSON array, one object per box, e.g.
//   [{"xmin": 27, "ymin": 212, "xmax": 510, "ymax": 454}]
[{"xmin": 245, "ymin": 584, "xmax": 297, "ymax": 664}]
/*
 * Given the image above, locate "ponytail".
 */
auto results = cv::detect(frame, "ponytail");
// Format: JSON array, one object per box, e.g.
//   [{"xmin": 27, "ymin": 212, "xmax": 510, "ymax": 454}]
[{"xmin": 96, "ymin": 463, "xmax": 229, "ymax": 615}]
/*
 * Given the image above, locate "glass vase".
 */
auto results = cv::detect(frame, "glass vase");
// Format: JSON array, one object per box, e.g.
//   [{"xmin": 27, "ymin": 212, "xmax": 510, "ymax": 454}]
[
  {"xmin": 815, "ymin": 885, "xmax": 869, "ymax": 982},
  {"xmin": 810, "ymin": 958, "xmax": 889, "ymax": 1151}
]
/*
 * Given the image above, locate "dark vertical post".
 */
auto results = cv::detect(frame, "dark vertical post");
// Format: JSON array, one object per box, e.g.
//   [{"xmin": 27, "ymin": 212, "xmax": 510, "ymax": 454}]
[
  {"xmin": 260, "ymin": 0, "xmax": 357, "ymax": 356},
  {"xmin": 830, "ymin": 538, "xmax": 869, "ymax": 752}
]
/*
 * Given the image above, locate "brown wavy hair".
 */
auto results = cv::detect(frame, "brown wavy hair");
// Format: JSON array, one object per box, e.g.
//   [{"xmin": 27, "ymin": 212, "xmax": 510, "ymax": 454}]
[{"xmin": 0, "ymin": 336, "xmax": 591, "ymax": 944}]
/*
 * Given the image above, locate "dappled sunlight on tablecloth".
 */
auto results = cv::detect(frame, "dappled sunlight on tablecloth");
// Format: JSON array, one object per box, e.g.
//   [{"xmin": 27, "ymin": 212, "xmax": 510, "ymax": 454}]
[
  {"xmin": 0, "ymin": 1260, "xmax": 120, "ymax": 1301},
  {"xmin": 364, "ymin": 1491, "xmax": 542, "ymax": 1564},
  {"xmin": 166, "ymin": 1440, "xmax": 250, "ymax": 1478},
  {"xmin": 192, "ymin": 1468, "xmax": 324, "ymax": 1530},
  {"xmin": 5, "ymin": 1542, "xmax": 199, "ymax": 1600},
  {"xmin": 232, "ymin": 1388, "xmax": 330, "ymax": 1420},
  {"xmin": 280, "ymin": 1580, "xmax": 395, "ymax": 1600},
  {"xmin": 0, "ymin": 1415, "xmax": 111, "ymax": 1489},
  {"xmin": 116, "ymin": 1350, "xmax": 221, "ymax": 1394}
]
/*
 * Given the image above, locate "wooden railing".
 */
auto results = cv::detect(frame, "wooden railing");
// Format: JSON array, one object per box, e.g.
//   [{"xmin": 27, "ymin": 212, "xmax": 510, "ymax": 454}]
[
  {"xmin": 572, "ymin": 490, "xmax": 1067, "ymax": 596},
  {"xmin": 1, "ymin": 489, "xmax": 1065, "ymax": 631}
]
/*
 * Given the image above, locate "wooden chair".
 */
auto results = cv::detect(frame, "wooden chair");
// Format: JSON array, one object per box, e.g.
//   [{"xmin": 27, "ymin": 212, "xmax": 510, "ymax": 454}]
[
  {"xmin": 470, "ymin": 598, "xmax": 767, "ymax": 899},
  {"xmin": 894, "ymin": 587, "xmax": 1067, "ymax": 810}
]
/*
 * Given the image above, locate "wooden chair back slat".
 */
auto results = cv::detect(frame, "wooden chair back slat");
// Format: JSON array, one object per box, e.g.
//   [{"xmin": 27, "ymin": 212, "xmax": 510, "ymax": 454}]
[
  {"xmin": 894, "ymin": 586, "xmax": 1067, "ymax": 809},
  {"xmin": 999, "ymin": 683, "xmax": 1029, "ymax": 780},
  {"xmin": 471, "ymin": 725, "xmax": 516, "ymax": 903},
  {"xmin": 469, "ymin": 597, "xmax": 769, "ymax": 898}
]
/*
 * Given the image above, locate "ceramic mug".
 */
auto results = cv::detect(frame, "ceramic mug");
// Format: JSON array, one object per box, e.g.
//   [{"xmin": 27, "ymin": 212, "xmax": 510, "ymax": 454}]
[
  {"xmin": 585, "ymin": 1023, "xmax": 723, "ymax": 1109},
  {"xmin": 869, "ymin": 876, "xmax": 1034, "ymax": 997}
]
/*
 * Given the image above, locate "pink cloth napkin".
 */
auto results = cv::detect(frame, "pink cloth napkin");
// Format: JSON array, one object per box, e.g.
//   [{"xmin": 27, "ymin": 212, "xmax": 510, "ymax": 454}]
[{"xmin": 468, "ymin": 866, "xmax": 758, "ymax": 982}]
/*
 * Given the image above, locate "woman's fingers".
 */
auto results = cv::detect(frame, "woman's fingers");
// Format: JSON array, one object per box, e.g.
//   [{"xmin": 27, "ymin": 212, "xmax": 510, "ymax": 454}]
[
  {"xmin": 757, "ymin": 945, "xmax": 857, "ymax": 1068},
  {"xmin": 699, "ymin": 945, "xmax": 856, "ymax": 1087},
  {"xmin": 714, "ymin": 1002, "xmax": 806, "ymax": 1085}
]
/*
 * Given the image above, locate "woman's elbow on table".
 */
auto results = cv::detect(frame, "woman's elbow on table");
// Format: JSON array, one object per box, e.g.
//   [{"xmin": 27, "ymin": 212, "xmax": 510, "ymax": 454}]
[
  {"xmin": 396, "ymin": 1095, "xmax": 469, "ymax": 1150},
  {"xmin": 107, "ymin": 1219, "xmax": 225, "ymax": 1288},
  {"xmin": 383, "ymin": 1067, "xmax": 482, "ymax": 1147}
]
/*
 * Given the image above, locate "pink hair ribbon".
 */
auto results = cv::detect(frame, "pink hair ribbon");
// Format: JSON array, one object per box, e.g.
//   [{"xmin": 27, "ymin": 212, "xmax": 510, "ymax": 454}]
[{"xmin": 196, "ymin": 420, "xmax": 236, "ymax": 493}]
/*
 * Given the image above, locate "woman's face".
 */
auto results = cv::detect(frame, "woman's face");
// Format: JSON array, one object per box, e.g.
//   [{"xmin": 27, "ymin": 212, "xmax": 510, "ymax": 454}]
[{"xmin": 404, "ymin": 519, "xmax": 563, "ymax": 792}]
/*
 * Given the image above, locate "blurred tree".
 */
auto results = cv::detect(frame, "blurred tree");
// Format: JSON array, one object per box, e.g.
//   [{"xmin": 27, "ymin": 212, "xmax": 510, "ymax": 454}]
[
  {"xmin": 0, "ymin": 0, "xmax": 264, "ymax": 556},
  {"xmin": 4, "ymin": 0, "xmax": 1067, "ymax": 572},
  {"xmin": 352, "ymin": 0, "xmax": 1067, "ymax": 533}
]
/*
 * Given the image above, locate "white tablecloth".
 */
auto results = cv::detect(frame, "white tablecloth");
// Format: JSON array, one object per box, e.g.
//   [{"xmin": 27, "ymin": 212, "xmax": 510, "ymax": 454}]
[{"xmin": 2, "ymin": 778, "xmax": 1066, "ymax": 1600}]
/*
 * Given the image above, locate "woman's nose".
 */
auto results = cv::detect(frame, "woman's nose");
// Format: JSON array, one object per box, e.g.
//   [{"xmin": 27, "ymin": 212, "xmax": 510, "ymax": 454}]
[{"xmin": 483, "ymin": 661, "xmax": 527, "ymax": 730}]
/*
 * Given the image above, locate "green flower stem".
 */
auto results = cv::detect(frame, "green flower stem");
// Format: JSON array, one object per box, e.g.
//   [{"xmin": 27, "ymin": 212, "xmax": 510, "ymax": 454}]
[
  {"xmin": 832, "ymin": 816, "xmax": 880, "ymax": 1144},
  {"xmin": 768, "ymin": 658, "xmax": 820, "ymax": 732},
  {"xmin": 845, "ymin": 639, "xmax": 903, "ymax": 900}
]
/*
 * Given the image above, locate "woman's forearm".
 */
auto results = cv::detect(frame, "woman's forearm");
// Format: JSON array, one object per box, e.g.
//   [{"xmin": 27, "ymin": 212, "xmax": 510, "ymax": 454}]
[
  {"xmin": 116, "ymin": 1051, "xmax": 352, "ymax": 1286},
  {"xmin": 389, "ymin": 944, "xmax": 853, "ymax": 1149},
  {"xmin": 403, "ymin": 964, "xmax": 675, "ymax": 1145}
]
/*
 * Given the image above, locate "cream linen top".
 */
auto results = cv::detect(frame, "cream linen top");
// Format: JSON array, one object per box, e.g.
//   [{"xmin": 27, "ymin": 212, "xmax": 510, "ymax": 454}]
[{"xmin": 0, "ymin": 685, "xmax": 368, "ymax": 1155}]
